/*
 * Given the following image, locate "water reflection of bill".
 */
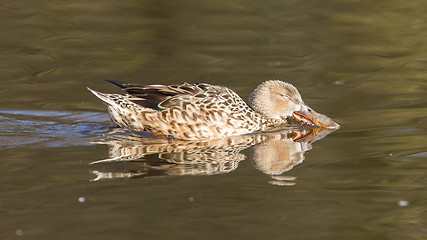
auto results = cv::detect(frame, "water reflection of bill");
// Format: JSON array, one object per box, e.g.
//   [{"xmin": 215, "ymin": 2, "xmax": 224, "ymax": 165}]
[{"xmin": 90, "ymin": 127, "xmax": 337, "ymax": 185}]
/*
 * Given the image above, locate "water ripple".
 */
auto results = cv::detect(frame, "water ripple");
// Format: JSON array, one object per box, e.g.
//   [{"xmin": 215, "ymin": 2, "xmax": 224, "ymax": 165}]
[{"xmin": 0, "ymin": 110, "xmax": 110, "ymax": 148}]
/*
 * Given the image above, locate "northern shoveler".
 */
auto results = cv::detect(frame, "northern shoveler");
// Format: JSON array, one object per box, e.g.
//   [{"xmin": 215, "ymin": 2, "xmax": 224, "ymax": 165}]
[{"xmin": 88, "ymin": 80, "xmax": 339, "ymax": 140}]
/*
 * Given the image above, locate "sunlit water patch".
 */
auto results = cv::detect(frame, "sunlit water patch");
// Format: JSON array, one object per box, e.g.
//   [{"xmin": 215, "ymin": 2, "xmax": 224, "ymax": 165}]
[{"xmin": 0, "ymin": 110, "xmax": 110, "ymax": 148}]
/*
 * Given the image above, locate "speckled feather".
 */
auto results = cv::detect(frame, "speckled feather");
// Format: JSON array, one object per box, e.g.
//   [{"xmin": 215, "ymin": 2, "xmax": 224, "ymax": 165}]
[{"xmin": 88, "ymin": 80, "xmax": 286, "ymax": 140}]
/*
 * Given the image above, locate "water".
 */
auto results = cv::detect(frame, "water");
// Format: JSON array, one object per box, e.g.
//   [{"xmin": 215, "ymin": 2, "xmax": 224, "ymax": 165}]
[{"xmin": 1, "ymin": 0, "xmax": 427, "ymax": 239}]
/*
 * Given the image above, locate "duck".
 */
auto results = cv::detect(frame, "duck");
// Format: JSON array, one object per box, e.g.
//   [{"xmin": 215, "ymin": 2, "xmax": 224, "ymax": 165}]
[{"xmin": 88, "ymin": 79, "xmax": 339, "ymax": 140}]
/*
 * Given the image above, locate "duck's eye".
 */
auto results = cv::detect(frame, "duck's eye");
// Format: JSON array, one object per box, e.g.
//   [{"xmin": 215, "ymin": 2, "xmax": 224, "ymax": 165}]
[{"xmin": 281, "ymin": 94, "xmax": 290, "ymax": 100}]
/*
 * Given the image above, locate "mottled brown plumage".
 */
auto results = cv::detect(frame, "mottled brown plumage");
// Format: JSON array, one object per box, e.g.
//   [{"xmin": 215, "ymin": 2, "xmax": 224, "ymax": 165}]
[{"xmin": 88, "ymin": 80, "xmax": 339, "ymax": 140}]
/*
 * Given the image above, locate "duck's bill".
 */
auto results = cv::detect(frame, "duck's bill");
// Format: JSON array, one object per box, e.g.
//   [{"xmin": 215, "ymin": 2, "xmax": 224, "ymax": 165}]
[{"xmin": 292, "ymin": 108, "xmax": 340, "ymax": 129}]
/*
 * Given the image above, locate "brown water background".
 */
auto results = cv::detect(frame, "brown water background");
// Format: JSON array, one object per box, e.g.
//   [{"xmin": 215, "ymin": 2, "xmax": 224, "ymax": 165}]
[{"xmin": 1, "ymin": 1, "xmax": 427, "ymax": 239}]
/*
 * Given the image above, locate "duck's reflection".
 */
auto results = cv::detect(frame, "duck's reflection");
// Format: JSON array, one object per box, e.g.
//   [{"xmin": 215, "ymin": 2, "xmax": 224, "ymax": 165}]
[{"xmin": 90, "ymin": 127, "xmax": 336, "ymax": 185}]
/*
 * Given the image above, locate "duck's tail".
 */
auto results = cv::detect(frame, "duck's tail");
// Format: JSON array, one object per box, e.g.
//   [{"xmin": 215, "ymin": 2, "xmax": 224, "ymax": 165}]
[
  {"xmin": 87, "ymin": 87, "xmax": 117, "ymax": 106},
  {"xmin": 87, "ymin": 87, "xmax": 158, "ymax": 131}
]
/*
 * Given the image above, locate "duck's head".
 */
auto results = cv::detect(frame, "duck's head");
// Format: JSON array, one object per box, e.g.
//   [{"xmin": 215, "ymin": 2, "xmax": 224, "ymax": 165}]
[{"xmin": 249, "ymin": 80, "xmax": 339, "ymax": 129}]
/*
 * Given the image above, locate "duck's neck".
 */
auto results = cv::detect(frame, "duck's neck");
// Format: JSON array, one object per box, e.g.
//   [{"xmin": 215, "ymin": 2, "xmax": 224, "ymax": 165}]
[{"xmin": 250, "ymin": 110, "xmax": 288, "ymax": 131}]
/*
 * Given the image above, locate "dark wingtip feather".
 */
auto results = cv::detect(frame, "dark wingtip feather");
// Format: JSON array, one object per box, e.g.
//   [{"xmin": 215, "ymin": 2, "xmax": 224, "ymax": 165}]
[{"xmin": 104, "ymin": 79, "xmax": 128, "ymax": 89}]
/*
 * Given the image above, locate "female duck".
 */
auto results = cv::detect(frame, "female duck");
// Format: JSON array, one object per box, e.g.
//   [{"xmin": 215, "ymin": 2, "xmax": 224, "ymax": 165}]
[{"xmin": 88, "ymin": 80, "xmax": 339, "ymax": 140}]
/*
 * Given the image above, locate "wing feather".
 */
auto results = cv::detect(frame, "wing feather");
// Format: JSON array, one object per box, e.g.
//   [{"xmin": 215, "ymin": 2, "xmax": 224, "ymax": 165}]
[{"xmin": 105, "ymin": 80, "xmax": 230, "ymax": 110}]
